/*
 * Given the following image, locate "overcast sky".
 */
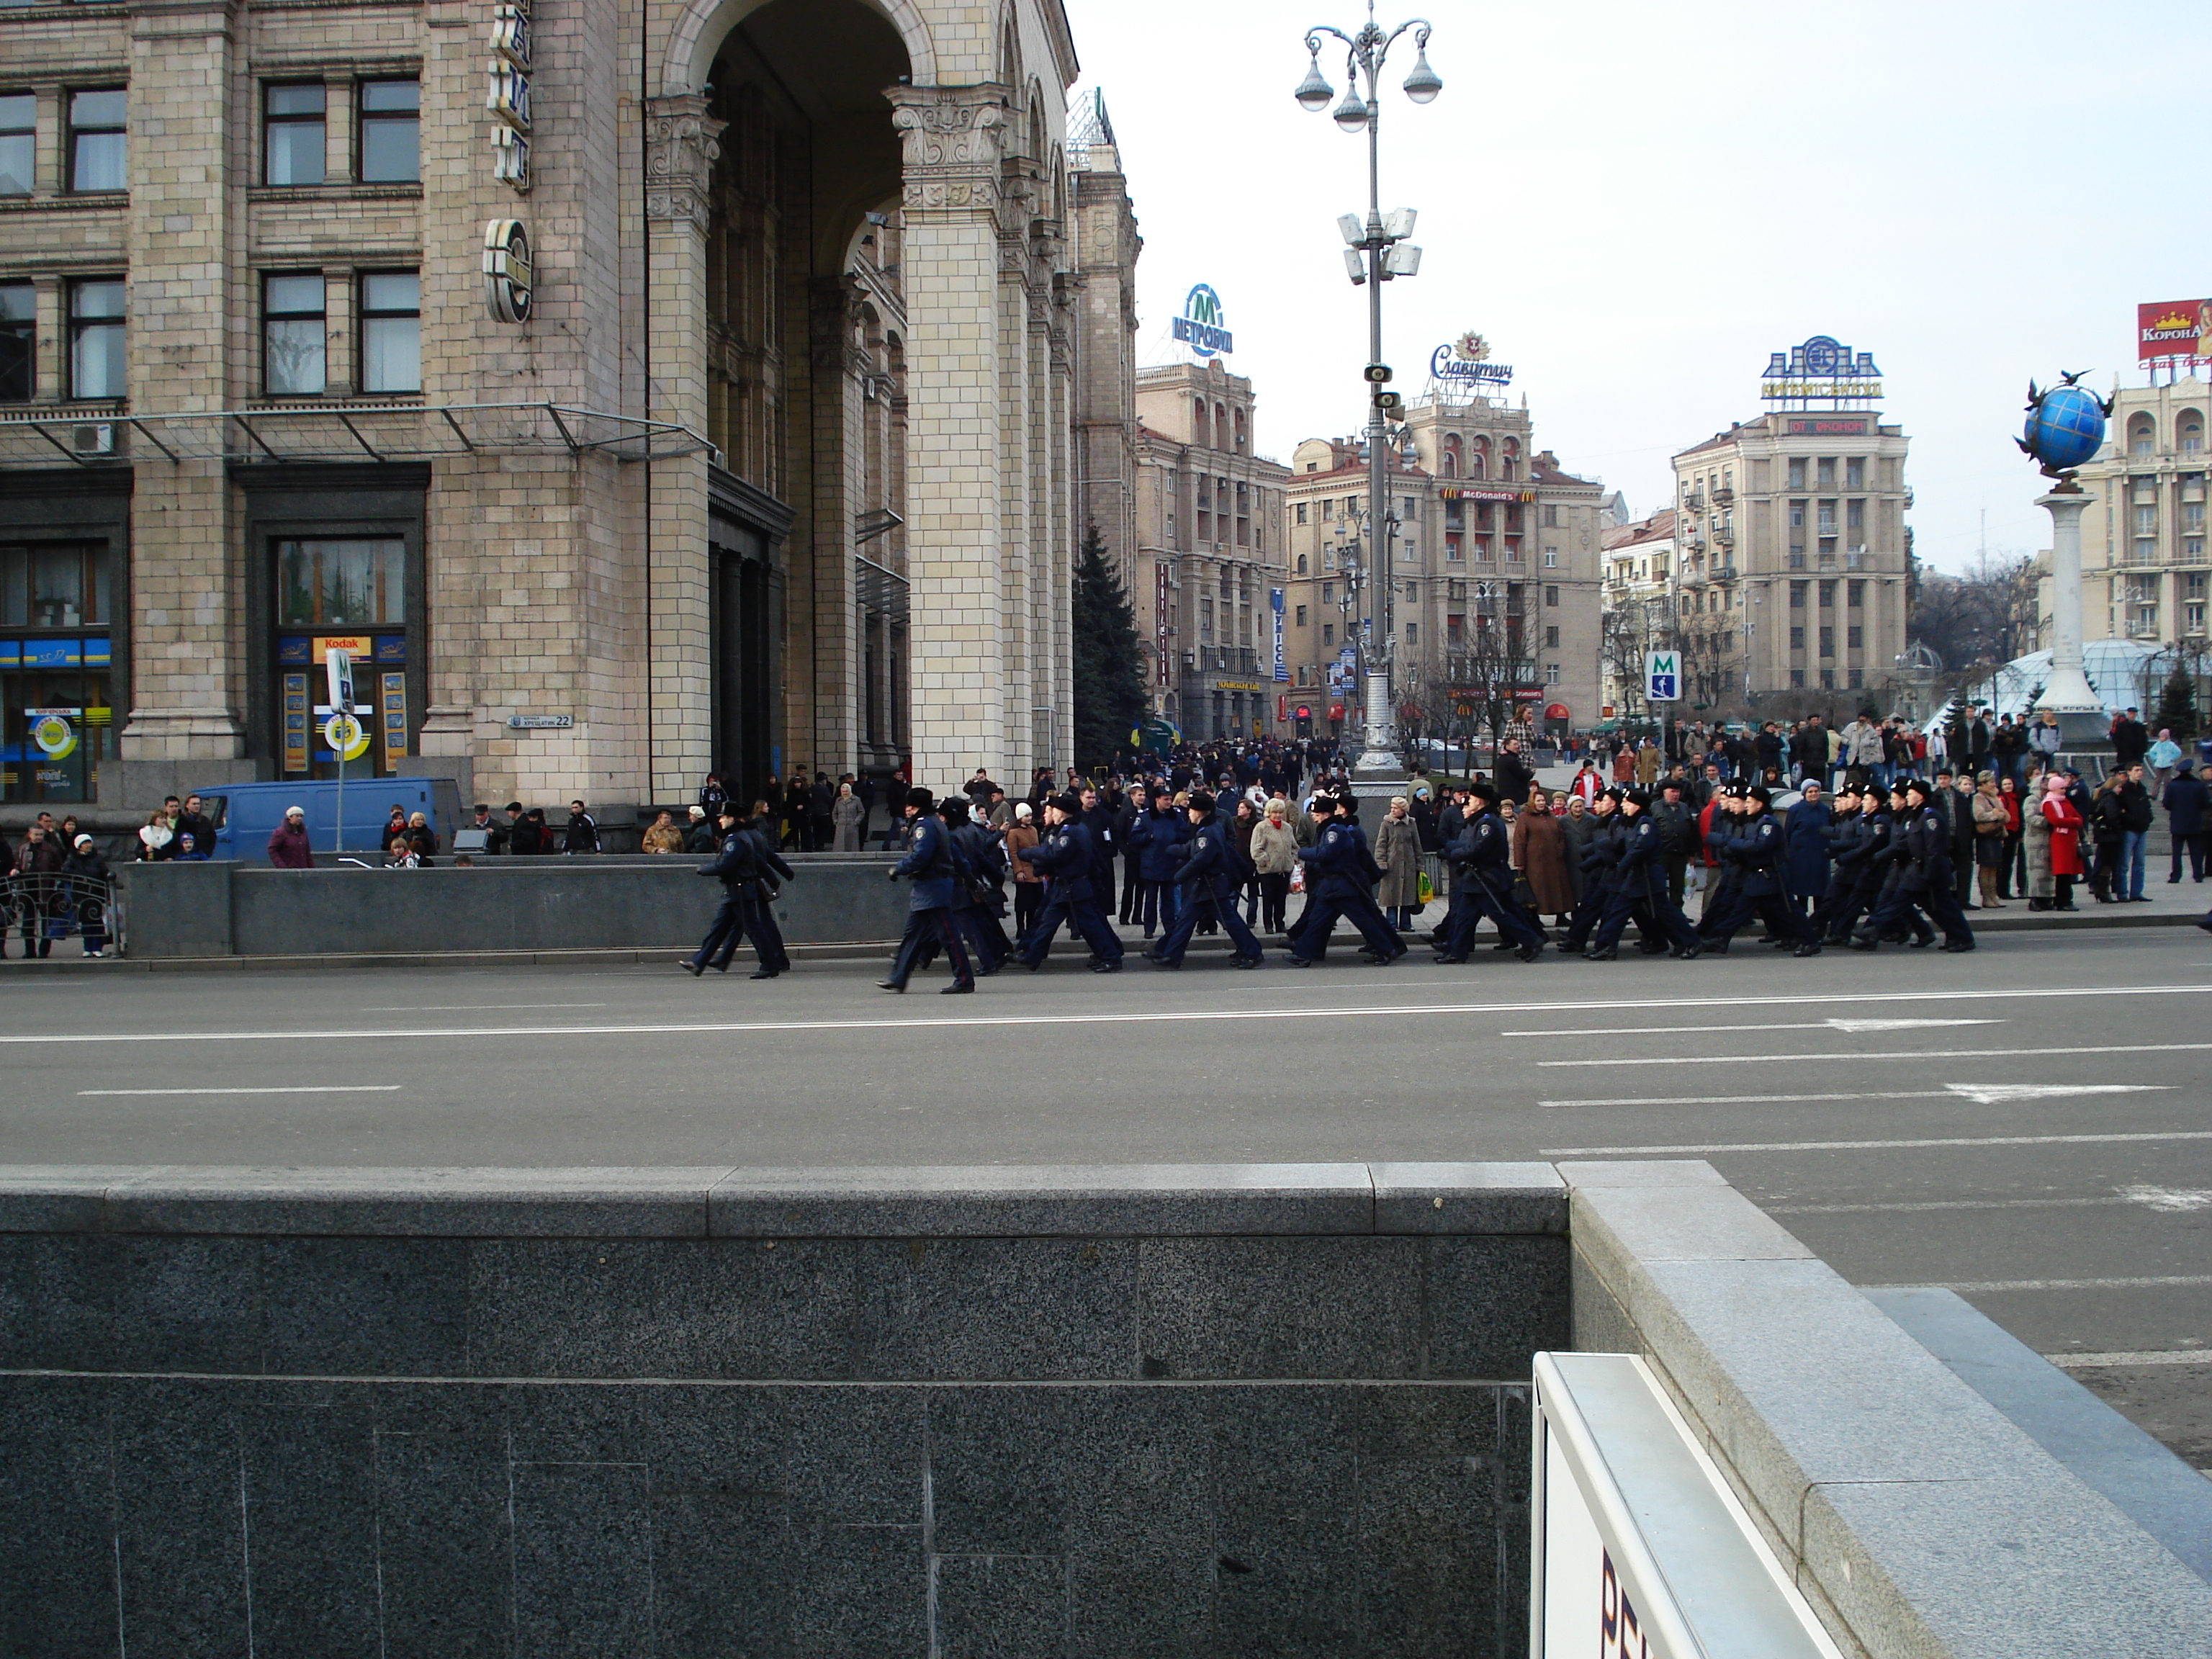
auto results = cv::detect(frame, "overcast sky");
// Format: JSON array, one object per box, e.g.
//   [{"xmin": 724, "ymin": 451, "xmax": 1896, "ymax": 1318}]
[{"xmin": 1068, "ymin": 0, "xmax": 2211, "ymax": 575}]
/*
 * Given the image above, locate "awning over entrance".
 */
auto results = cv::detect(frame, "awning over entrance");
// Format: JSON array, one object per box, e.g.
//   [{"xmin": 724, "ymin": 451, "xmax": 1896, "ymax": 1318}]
[{"xmin": 0, "ymin": 403, "xmax": 716, "ymax": 469}]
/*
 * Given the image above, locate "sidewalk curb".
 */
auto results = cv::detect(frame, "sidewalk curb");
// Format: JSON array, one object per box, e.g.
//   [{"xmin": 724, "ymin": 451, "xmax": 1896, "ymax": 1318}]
[{"xmin": 1, "ymin": 907, "xmax": 2203, "ymax": 974}]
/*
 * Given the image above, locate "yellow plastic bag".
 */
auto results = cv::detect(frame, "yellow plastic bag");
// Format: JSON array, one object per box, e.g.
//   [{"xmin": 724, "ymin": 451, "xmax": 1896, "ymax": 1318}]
[{"xmin": 1417, "ymin": 870, "xmax": 1434, "ymax": 903}]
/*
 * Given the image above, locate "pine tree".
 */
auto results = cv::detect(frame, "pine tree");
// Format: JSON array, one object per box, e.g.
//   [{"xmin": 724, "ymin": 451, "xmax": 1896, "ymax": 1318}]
[
  {"xmin": 2154, "ymin": 663, "xmax": 2200, "ymax": 745},
  {"xmin": 1070, "ymin": 524, "xmax": 1146, "ymax": 770}
]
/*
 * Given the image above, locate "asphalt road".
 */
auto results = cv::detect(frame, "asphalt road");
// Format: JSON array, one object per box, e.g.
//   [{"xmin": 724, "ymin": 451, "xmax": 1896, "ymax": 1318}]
[{"xmin": 7, "ymin": 922, "xmax": 2209, "ymax": 1470}]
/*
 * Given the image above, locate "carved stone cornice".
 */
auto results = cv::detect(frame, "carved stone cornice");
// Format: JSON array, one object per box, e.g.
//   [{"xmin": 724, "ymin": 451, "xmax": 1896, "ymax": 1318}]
[
  {"xmin": 644, "ymin": 94, "xmax": 726, "ymax": 233},
  {"xmin": 887, "ymin": 83, "xmax": 1009, "ymax": 217}
]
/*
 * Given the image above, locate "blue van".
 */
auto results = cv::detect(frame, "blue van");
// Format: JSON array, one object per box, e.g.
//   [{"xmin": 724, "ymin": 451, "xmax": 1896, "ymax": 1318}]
[{"xmin": 197, "ymin": 778, "xmax": 458, "ymax": 860}]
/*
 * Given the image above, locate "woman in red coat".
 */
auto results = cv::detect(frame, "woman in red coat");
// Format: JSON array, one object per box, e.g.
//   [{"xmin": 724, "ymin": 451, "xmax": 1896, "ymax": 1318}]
[{"xmin": 2038, "ymin": 773, "xmax": 2084, "ymax": 912}]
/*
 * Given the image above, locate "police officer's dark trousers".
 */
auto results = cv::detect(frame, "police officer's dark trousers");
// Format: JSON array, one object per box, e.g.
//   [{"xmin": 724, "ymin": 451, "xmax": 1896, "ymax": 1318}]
[
  {"xmin": 693, "ymin": 894, "xmax": 775, "ymax": 972},
  {"xmin": 889, "ymin": 905, "xmax": 973, "ymax": 989},
  {"xmin": 1591, "ymin": 884, "xmax": 1696, "ymax": 953},
  {"xmin": 1156, "ymin": 886, "xmax": 1261, "ymax": 963},
  {"xmin": 1444, "ymin": 876, "xmax": 1545, "ymax": 955},
  {"xmin": 1019, "ymin": 884, "xmax": 1123, "ymax": 966},
  {"xmin": 1292, "ymin": 887, "xmax": 1403, "ymax": 962}
]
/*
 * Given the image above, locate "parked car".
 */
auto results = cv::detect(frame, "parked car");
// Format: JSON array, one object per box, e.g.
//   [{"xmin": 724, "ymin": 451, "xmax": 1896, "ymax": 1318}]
[{"xmin": 195, "ymin": 779, "xmax": 457, "ymax": 860}]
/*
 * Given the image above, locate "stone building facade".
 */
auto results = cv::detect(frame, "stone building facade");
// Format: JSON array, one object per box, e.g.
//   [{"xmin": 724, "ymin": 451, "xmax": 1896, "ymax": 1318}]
[
  {"xmin": 1130, "ymin": 359, "xmax": 1288, "ymax": 739},
  {"xmin": 1669, "ymin": 408, "xmax": 1912, "ymax": 708},
  {"xmin": 1275, "ymin": 389, "xmax": 1606, "ymax": 742},
  {"xmin": 0, "ymin": 0, "xmax": 1092, "ymax": 817},
  {"xmin": 2071, "ymin": 378, "xmax": 2208, "ymax": 649},
  {"xmin": 1598, "ymin": 508, "xmax": 1679, "ymax": 722}
]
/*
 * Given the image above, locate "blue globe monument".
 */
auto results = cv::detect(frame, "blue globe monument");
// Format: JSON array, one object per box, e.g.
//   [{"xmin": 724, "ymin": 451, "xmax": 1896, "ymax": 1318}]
[{"xmin": 2019, "ymin": 371, "xmax": 2116, "ymax": 747}]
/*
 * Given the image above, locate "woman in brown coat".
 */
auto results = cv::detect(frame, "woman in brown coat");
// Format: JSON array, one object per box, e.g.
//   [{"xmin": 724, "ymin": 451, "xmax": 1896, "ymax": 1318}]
[
  {"xmin": 1374, "ymin": 796, "xmax": 1423, "ymax": 928},
  {"xmin": 1512, "ymin": 790, "xmax": 1575, "ymax": 923}
]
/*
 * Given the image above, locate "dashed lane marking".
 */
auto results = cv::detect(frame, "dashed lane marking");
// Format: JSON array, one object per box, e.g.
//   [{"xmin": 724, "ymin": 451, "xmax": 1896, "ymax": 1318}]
[
  {"xmin": 1880, "ymin": 1274, "xmax": 2212, "ymax": 1293},
  {"xmin": 1541, "ymin": 1043, "xmax": 2212, "ymax": 1068},
  {"xmin": 2046, "ymin": 1350, "xmax": 2212, "ymax": 1368},
  {"xmin": 76, "ymin": 1084, "xmax": 404, "ymax": 1097},
  {"xmin": 1503, "ymin": 1018, "xmax": 2000, "ymax": 1038},
  {"xmin": 1542, "ymin": 1130, "xmax": 2212, "ymax": 1156}
]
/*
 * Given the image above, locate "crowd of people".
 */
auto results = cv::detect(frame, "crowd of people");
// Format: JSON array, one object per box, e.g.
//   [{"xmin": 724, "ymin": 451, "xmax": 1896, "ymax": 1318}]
[
  {"xmin": 677, "ymin": 729, "xmax": 2212, "ymax": 986},
  {"xmin": 1, "ymin": 809, "xmax": 113, "ymax": 958}
]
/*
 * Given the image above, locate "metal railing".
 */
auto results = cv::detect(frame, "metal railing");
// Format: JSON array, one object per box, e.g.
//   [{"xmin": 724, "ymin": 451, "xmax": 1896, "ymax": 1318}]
[{"xmin": 2, "ymin": 873, "xmax": 122, "ymax": 957}]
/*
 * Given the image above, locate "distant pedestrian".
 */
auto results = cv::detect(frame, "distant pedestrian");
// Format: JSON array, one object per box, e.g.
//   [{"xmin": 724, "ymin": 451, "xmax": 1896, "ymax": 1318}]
[
  {"xmin": 642, "ymin": 810, "xmax": 684, "ymax": 854},
  {"xmin": 832, "ymin": 781, "xmax": 866, "ymax": 850},
  {"xmin": 266, "ymin": 805, "xmax": 314, "ymax": 868}
]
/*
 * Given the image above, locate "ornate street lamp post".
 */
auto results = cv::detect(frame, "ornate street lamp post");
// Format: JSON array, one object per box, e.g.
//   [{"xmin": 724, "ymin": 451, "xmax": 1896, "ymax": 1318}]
[{"xmin": 1295, "ymin": 0, "xmax": 1437, "ymax": 775}]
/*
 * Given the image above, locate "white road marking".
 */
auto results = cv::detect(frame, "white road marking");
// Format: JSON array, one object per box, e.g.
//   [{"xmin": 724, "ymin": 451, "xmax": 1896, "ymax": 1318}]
[
  {"xmin": 359, "ymin": 1002, "xmax": 610, "ymax": 1012},
  {"xmin": 1946, "ymin": 1082, "xmax": 2171, "ymax": 1105},
  {"xmin": 1542, "ymin": 1129, "xmax": 2212, "ymax": 1156},
  {"xmin": 1541, "ymin": 1042, "xmax": 2212, "ymax": 1068},
  {"xmin": 75, "ymin": 1084, "xmax": 404, "ymax": 1097},
  {"xmin": 1542, "ymin": 1091, "xmax": 1956, "ymax": 1109},
  {"xmin": 6, "ymin": 979, "xmax": 2209, "ymax": 1048},
  {"xmin": 2120, "ymin": 1184, "xmax": 2212, "ymax": 1213},
  {"xmin": 1503, "ymin": 1019, "xmax": 1998, "ymax": 1039},
  {"xmin": 2046, "ymin": 1350, "xmax": 2212, "ymax": 1369},
  {"xmin": 1768, "ymin": 1196, "xmax": 2136, "ymax": 1215},
  {"xmin": 1889, "ymin": 1274, "xmax": 2212, "ymax": 1294}
]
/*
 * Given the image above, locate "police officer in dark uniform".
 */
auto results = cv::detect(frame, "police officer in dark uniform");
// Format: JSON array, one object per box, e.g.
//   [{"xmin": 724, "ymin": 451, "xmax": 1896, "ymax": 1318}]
[
  {"xmin": 939, "ymin": 793, "xmax": 1010, "ymax": 975},
  {"xmin": 880, "ymin": 787, "xmax": 976, "ymax": 993},
  {"xmin": 1147, "ymin": 791, "xmax": 1265, "ymax": 968},
  {"xmin": 1697, "ymin": 786, "xmax": 1820, "ymax": 956},
  {"xmin": 1822, "ymin": 779, "xmax": 1892, "ymax": 945},
  {"xmin": 1015, "ymin": 793, "xmax": 1125, "ymax": 972},
  {"xmin": 1855, "ymin": 781, "xmax": 1936, "ymax": 948},
  {"xmin": 1560, "ymin": 789, "xmax": 1624, "ymax": 955},
  {"xmin": 740, "ymin": 806, "xmax": 796, "ymax": 974},
  {"xmin": 1585, "ymin": 788, "xmax": 1701, "ymax": 960},
  {"xmin": 1435, "ymin": 781, "xmax": 1546, "ymax": 962},
  {"xmin": 682, "ymin": 805, "xmax": 788, "ymax": 979},
  {"xmin": 1855, "ymin": 777, "xmax": 1974, "ymax": 953},
  {"xmin": 1287, "ymin": 792, "xmax": 1405, "ymax": 966}
]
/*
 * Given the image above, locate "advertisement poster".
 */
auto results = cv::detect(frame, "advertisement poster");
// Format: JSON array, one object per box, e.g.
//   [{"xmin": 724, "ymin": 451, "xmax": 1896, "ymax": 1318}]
[
  {"xmin": 2138, "ymin": 300, "xmax": 2212, "ymax": 362},
  {"xmin": 1270, "ymin": 588, "xmax": 1287, "ymax": 682}
]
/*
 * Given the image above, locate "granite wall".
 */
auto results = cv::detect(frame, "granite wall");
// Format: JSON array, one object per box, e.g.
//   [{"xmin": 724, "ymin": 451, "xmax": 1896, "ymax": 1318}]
[
  {"xmin": 112, "ymin": 853, "xmax": 913, "ymax": 958},
  {"xmin": 0, "ymin": 1163, "xmax": 1569, "ymax": 1659}
]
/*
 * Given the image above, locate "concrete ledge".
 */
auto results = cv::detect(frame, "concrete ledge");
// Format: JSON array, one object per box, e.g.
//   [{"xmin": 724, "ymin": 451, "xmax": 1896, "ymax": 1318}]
[
  {"xmin": 1868, "ymin": 1286, "xmax": 2212, "ymax": 1584},
  {"xmin": 1565, "ymin": 1160, "xmax": 2212, "ymax": 1659},
  {"xmin": 0, "ymin": 1162, "xmax": 1568, "ymax": 1241}
]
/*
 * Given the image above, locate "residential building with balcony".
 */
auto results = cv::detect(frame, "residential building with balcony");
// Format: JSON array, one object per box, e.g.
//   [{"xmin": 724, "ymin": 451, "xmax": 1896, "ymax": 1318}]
[
  {"xmin": 1599, "ymin": 509, "xmax": 1678, "ymax": 721},
  {"xmin": 1131, "ymin": 359, "xmax": 1288, "ymax": 739},
  {"xmin": 1670, "ymin": 408, "xmax": 1912, "ymax": 708},
  {"xmin": 2070, "ymin": 378, "xmax": 2209, "ymax": 648}
]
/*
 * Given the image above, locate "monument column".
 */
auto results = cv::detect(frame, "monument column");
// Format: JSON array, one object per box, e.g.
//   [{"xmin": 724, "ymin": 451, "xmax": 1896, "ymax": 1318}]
[
  {"xmin": 889, "ymin": 82, "xmax": 1011, "ymax": 789},
  {"xmin": 2033, "ymin": 485, "xmax": 2107, "ymax": 750}
]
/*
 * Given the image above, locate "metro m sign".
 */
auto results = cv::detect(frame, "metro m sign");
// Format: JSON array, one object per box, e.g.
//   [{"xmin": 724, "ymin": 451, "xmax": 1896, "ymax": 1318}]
[{"xmin": 1644, "ymin": 650, "xmax": 1680, "ymax": 703}]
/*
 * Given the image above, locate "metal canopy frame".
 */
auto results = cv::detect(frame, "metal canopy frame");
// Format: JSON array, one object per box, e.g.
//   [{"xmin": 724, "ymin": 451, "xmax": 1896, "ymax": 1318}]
[{"xmin": 0, "ymin": 402, "xmax": 716, "ymax": 469}]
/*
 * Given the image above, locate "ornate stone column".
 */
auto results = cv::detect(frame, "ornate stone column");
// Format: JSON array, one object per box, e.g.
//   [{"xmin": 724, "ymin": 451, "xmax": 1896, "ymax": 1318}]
[
  {"xmin": 889, "ymin": 82, "xmax": 1011, "ymax": 789},
  {"xmin": 643, "ymin": 94, "xmax": 724, "ymax": 798}
]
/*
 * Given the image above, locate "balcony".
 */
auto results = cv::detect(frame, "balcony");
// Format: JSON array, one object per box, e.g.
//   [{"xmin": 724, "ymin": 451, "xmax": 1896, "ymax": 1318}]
[
  {"xmin": 1683, "ymin": 492, "xmax": 1704, "ymax": 512},
  {"xmin": 1711, "ymin": 486, "xmax": 1734, "ymax": 507},
  {"xmin": 1713, "ymin": 527, "xmax": 1735, "ymax": 547}
]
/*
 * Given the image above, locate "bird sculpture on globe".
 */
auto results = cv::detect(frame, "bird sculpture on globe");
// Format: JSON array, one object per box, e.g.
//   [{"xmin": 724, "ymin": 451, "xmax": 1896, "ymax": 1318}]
[{"xmin": 2017, "ymin": 371, "xmax": 2114, "ymax": 482}]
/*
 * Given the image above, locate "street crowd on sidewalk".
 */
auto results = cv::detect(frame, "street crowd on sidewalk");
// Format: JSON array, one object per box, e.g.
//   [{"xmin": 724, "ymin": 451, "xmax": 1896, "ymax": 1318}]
[{"xmin": 678, "ymin": 712, "xmax": 2212, "ymax": 985}]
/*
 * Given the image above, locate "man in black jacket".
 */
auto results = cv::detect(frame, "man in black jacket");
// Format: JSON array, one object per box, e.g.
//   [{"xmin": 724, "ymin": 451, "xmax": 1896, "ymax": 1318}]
[
  {"xmin": 1493, "ymin": 739, "xmax": 1533, "ymax": 806},
  {"xmin": 2116, "ymin": 763, "xmax": 2156, "ymax": 901},
  {"xmin": 2165, "ymin": 760, "xmax": 2208, "ymax": 883}
]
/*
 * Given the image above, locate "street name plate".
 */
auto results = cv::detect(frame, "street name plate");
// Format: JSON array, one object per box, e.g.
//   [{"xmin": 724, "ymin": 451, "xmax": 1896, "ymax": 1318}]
[{"xmin": 507, "ymin": 714, "xmax": 573, "ymax": 729}]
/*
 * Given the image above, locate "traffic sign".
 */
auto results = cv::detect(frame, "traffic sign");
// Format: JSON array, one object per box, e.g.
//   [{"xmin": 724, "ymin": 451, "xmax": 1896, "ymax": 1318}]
[
  {"xmin": 1645, "ymin": 649, "xmax": 1681, "ymax": 703},
  {"xmin": 323, "ymin": 713, "xmax": 370, "ymax": 760}
]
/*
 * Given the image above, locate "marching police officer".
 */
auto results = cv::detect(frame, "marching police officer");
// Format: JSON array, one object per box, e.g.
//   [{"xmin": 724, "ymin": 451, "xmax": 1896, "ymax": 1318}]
[
  {"xmin": 1560, "ymin": 788, "xmax": 1624, "ymax": 955},
  {"xmin": 1015, "ymin": 793, "xmax": 1125, "ymax": 972},
  {"xmin": 1147, "ymin": 791, "xmax": 1264, "ymax": 968},
  {"xmin": 1854, "ymin": 778, "xmax": 1974, "ymax": 953},
  {"xmin": 880, "ymin": 787, "xmax": 976, "ymax": 993},
  {"xmin": 1286, "ymin": 793, "xmax": 1404, "ymax": 966},
  {"xmin": 1585, "ymin": 788, "xmax": 1701, "ymax": 960},
  {"xmin": 1435, "ymin": 781, "xmax": 1545, "ymax": 962},
  {"xmin": 682, "ymin": 805, "xmax": 789, "ymax": 979},
  {"xmin": 1698, "ymin": 786, "xmax": 1820, "ymax": 956}
]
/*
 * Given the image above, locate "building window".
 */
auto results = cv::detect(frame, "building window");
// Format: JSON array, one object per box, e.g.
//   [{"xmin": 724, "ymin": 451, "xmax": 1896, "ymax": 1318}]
[
  {"xmin": 1847, "ymin": 625, "xmax": 1863, "ymax": 648},
  {"xmin": 264, "ymin": 83, "xmax": 325, "ymax": 185},
  {"xmin": 261, "ymin": 274, "xmax": 327, "ymax": 395},
  {"xmin": 1542, "ymin": 547, "xmax": 1557, "ymax": 568},
  {"xmin": 2188, "ymin": 603, "xmax": 2205, "ymax": 632},
  {"xmin": 276, "ymin": 537, "xmax": 406, "ymax": 627},
  {"xmin": 1542, "ymin": 505, "xmax": 1558, "ymax": 528},
  {"xmin": 1545, "ymin": 662, "xmax": 1560, "ymax": 685},
  {"xmin": 0, "ymin": 93, "xmax": 33, "ymax": 197},
  {"xmin": 1321, "ymin": 624, "xmax": 1334, "ymax": 646},
  {"xmin": 1544, "ymin": 585, "xmax": 1559, "ymax": 606},
  {"xmin": 359, "ymin": 271, "xmax": 421, "ymax": 392},
  {"xmin": 68, "ymin": 279, "xmax": 125, "ymax": 399},
  {"xmin": 1545, "ymin": 624, "xmax": 1559, "ymax": 649},
  {"xmin": 1848, "ymin": 668, "xmax": 1863, "ymax": 688},
  {"xmin": 1789, "ymin": 624, "xmax": 1805, "ymax": 649},
  {"xmin": 1787, "ymin": 458, "xmax": 1806, "ymax": 489},
  {"xmin": 1447, "ymin": 613, "xmax": 1463, "ymax": 647},
  {"xmin": 1790, "ymin": 580, "xmax": 1807, "ymax": 608},
  {"xmin": 1321, "ymin": 583, "xmax": 1333, "ymax": 603},
  {"xmin": 0, "ymin": 284, "xmax": 32, "ymax": 400},
  {"xmin": 1505, "ymin": 536, "xmax": 1522, "ymax": 563},
  {"xmin": 1790, "ymin": 669, "xmax": 1805, "ymax": 688},
  {"xmin": 1405, "ymin": 621, "xmax": 1416, "ymax": 644},
  {"xmin": 1294, "ymin": 605, "xmax": 1306, "ymax": 626},
  {"xmin": 1295, "ymin": 554, "xmax": 1306, "ymax": 575},
  {"xmin": 68, "ymin": 89, "xmax": 127, "ymax": 192},
  {"xmin": 1848, "ymin": 580, "xmax": 1864, "ymax": 607},
  {"xmin": 1818, "ymin": 626, "xmax": 1834, "ymax": 657},
  {"xmin": 1295, "ymin": 502, "xmax": 1308, "ymax": 526},
  {"xmin": 1816, "ymin": 458, "xmax": 1836, "ymax": 487},
  {"xmin": 1846, "ymin": 457, "xmax": 1864, "ymax": 489}
]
